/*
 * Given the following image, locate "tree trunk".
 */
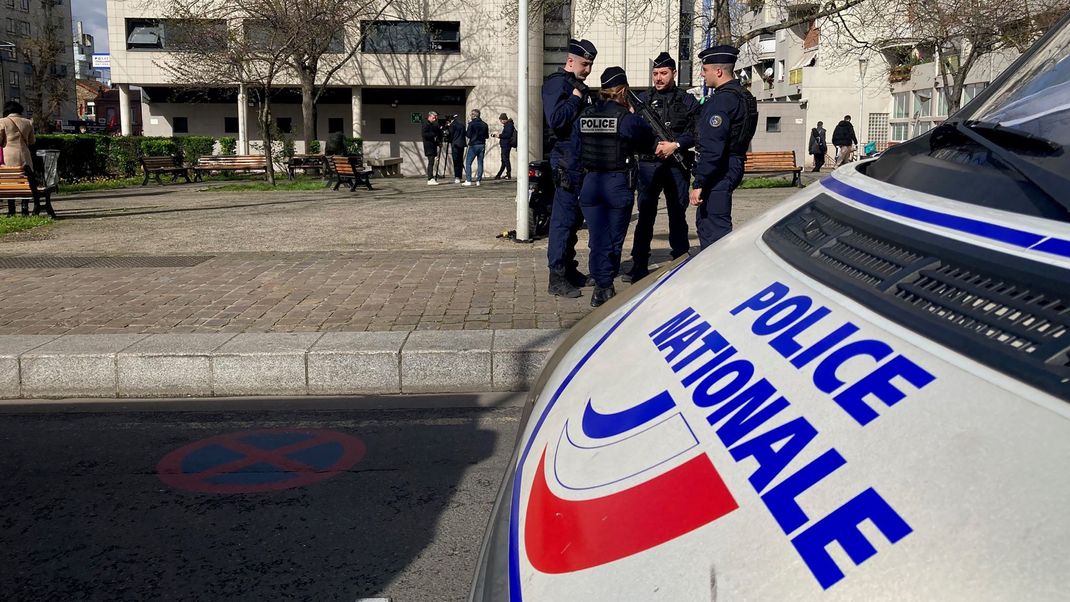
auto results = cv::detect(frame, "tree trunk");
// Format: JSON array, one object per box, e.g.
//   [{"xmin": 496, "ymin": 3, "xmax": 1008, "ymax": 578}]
[
  {"xmin": 300, "ymin": 74, "xmax": 316, "ymax": 153},
  {"xmin": 260, "ymin": 103, "xmax": 276, "ymax": 186}
]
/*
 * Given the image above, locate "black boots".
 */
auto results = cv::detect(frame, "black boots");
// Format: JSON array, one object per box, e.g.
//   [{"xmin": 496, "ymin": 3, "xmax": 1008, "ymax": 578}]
[
  {"xmin": 565, "ymin": 269, "xmax": 588, "ymax": 289},
  {"xmin": 591, "ymin": 285, "xmax": 615, "ymax": 307},
  {"xmin": 621, "ymin": 265, "xmax": 649, "ymax": 284},
  {"xmin": 549, "ymin": 269, "xmax": 581, "ymax": 298}
]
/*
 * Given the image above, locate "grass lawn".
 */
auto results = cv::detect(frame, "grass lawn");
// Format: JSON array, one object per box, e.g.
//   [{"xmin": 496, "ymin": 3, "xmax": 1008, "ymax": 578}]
[
  {"xmin": 0, "ymin": 215, "xmax": 52, "ymax": 236},
  {"xmin": 739, "ymin": 176, "xmax": 797, "ymax": 189},
  {"xmin": 211, "ymin": 179, "xmax": 328, "ymax": 192},
  {"xmin": 60, "ymin": 177, "xmax": 144, "ymax": 193}
]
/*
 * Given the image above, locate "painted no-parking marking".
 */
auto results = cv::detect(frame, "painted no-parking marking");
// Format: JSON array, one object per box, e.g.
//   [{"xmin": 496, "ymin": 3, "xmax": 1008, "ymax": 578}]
[{"xmin": 157, "ymin": 429, "xmax": 366, "ymax": 494}]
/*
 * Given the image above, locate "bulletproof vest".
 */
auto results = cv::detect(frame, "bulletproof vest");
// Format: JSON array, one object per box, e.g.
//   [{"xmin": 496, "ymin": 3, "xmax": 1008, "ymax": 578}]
[
  {"xmin": 648, "ymin": 88, "xmax": 691, "ymax": 136},
  {"xmin": 579, "ymin": 103, "xmax": 630, "ymax": 171},
  {"xmin": 720, "ymin": 85, "xmax": 759, "ymax": 156}
]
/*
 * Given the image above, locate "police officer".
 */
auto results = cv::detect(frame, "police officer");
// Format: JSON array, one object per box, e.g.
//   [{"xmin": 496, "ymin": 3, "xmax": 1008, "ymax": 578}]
[
  {"xmin": 689, "ymin": 45, "xmax": 758, "ymax": 249},
  {"xmin": 543, "ymin": 38, "xmax": 597, "ymax": 298},
  {"xmin": 624, "ymin": 52, "xmax": 700, "ymax": 283},
  {"xmin": 578, "ymin": 67, "xmax": 655, "ymax": 307}
]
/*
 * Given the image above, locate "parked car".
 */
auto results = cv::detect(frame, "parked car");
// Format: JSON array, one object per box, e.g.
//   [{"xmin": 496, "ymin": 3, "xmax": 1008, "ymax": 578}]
[{"xmin": 472, "ymin": 12, "xmax": 1070, "ymax": 601}]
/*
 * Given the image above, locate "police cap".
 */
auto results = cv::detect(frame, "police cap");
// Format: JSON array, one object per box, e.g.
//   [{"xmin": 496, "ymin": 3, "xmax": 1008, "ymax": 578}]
[
  {"xmin": 600, "ymin": 66, "xmax": 628, "ymax": 88},
  {"xmin": 568, "ymin": 39, "xmax": 598, "ymax": 60},
  {"xmin": 698, "ymin": 44, "xmax": 739, "ymax": 65},
  {"xmin": 652, "ymin": 52, "xmax": 676, "ymax": 70}
]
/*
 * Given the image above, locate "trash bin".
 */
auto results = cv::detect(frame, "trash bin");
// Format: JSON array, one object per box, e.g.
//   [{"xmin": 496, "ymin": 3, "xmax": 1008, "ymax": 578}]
[{"xmin": 35, "ymin": 149, "xmax": 60, "ymax": 193}]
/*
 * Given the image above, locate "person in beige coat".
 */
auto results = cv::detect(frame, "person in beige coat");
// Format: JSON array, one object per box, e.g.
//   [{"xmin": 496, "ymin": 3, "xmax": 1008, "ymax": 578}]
[{"xmin": 0, "ymin": 101, "xmax": 35, "ymax": 167}]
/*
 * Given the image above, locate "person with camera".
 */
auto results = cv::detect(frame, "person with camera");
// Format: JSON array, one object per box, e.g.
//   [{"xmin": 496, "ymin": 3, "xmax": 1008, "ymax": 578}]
[
  {"xmin": 493, "ymin": 113, "xmax": 517, "ymax": 180},
  {"xmin": 542, "ymin": 38, "xmax": 597, "ymax": 298},
  {"xmin": 422, "ymin": 111, "xmax": 442, "ymax": 185},
  {"xmin": 577, "ymin": 67, "xmax": 655, "ymax": 308}
]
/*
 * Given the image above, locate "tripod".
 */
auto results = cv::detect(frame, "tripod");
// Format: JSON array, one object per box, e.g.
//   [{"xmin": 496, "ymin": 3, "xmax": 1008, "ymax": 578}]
[{"xmin": 436, "ymin": 140, "xmax": 452, "ymax": 179}]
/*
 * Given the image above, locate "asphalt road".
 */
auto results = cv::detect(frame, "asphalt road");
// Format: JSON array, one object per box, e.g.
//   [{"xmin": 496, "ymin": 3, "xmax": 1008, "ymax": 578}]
[{"xmin": 0, "ymin": 395, "xmax": 524, "ymax": 601}]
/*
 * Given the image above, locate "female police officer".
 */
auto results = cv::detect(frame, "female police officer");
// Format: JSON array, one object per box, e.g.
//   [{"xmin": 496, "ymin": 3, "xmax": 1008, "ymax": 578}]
[{"xmin": 578, "ymin": 67, "xmax": 655, "ymax": 307}]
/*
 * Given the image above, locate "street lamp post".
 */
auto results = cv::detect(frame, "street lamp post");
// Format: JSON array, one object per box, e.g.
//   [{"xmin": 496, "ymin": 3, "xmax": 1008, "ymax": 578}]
[
  {"xmin": 515, "ymin": 0, "xmax": 530, "ymax": 241},
  {"xmin": 858, "ymin": 56, "xmax": 868, "ymax": 146}
]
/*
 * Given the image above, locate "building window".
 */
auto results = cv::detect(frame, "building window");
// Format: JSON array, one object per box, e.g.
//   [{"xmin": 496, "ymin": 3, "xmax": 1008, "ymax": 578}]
[
  {"xmin": 766, "ymin": 116, "xmax": 781, "ymax": 133},
  {"xmin": 962, "ymin": 82, "xmax": 987, "ymax": 105},
  {"xmin": 5, "ymin": 19, "xmax": 14, "ymax": 34},
  {"xmin": 9, "ymin": 71, "xmax": 18, "ymax": 87},
  {"xmin": 892, "ymin": 92, "xmax": 910, "ymax": 119},
  {"xmin": 328, "ymin": 117, "xmax": 344, "ymax": 134},
  {"xmin": 380, "ymin": 118, "xmax": 396, "ymax": 135},
  {"xmin": 914, "ymin": 120, "xmax": 934, "ymax": 137},
  {"xmin": 127, "ymin": 18, "xmax": 226, "ymax": 51},
  {"xmin": 361, "ymin": 21, "xmax": 461, "ymax": 54},
  {"xmin": 4, "ymin": 0, "xmax": 13, "ymax": 9},
  {"xmin": 19, "ymin": 0, "xmax": 27, "ymax": 10},
  {"xmin": 173, "ymin": 117, "xmax": 188, "ymax": 134},
  {"xmin": 776, "ymin": 60, "xmax": 785, "ymax": 81},
  {"xmin": 18, "ymin": 20, "xmax": 29, "ymax": 36},
  {"xmin": 276, "ymin": 117, "xmax": 292, "ymax": 134},
  {"xmin": 890, "ymin": 122, "xmax": 909, "ymax": 141},
  {"xmin": 913, "ymin": 90, "xmax": 932, "ymax": 118},
  {"xmin": 934, "ymin": 88, "xmax": 950, "ymax": 116},
  {"xmin": 224, "ymin": 117, "xmax": 239, "ymax": 133},
  {"xmin": 758, "ymin": 33, "xmax": 775, "ymax": 55},
  {"xmin": 678, "ymin": 3, "xmax": 693, "ymax": 87}
]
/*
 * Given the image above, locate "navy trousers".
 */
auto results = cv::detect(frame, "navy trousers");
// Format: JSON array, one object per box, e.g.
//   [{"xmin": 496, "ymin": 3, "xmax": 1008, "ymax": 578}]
[
  {"xmin": 580, "ymin": 172, "xmax": 634, "ymax": 288},
  {"xmin": 546, "ymin": 153, "xmax": 583, "ymax": 273},
  {"xmin": 631, "ymin": 160, "xmax": 691, "ymax": 265},
  {"xmin": 697, "ymin": 156, "xmax": 745, "ymax": 249},
  {"xmin": 452, "ymin": 145, "xmax": 465, "ymax": 179}
]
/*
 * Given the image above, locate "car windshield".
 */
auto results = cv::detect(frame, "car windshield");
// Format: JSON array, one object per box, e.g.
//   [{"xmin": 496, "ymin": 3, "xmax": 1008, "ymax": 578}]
[{"xmin": 964, "ymin": 20, "xmax": 1070, "ymax": 149}]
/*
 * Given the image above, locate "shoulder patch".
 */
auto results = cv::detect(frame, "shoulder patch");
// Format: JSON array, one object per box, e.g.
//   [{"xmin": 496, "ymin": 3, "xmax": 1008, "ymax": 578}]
[{"xmin": 710, "ymin": 115, "xmax": 723, "ymax": 128}]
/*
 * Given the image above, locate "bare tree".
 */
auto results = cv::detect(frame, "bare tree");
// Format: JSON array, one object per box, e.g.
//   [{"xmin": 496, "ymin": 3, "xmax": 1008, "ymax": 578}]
[
  {"xmin": 20, "ymin": 0, "xmax": 73, "ymax": 131},
  {"xmin": 157, "ymin": 0, "xmax": 301, "ymax": 184},
  {"xmin": 823, "ymin": 0, "xmax": 1070, "ymax": 113}
]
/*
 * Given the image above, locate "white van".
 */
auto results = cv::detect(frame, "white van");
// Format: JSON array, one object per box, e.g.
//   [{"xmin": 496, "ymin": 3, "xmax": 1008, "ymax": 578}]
[{"xmin": 472, "ymin": 14, "xmax": 1070, "ymax": 602}]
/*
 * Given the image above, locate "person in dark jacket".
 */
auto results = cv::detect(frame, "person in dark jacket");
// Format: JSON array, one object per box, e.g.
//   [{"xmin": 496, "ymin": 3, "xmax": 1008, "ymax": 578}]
[
  {"xmin": 832, "ymin": 115, "xmax": 857, "ymax": 166},
  {"xmin": 809, "ymin": 121, "xmax": 827, "ymax": 172},
  {"xmin": 448, "ymin": 114, "xmax": 466, "ymax": 183},
  {"xmin": 422, "ymin": 111, "xmax": 442, "ymax": 185},
  {"xmin": 493, "ymin": 113, "xmax": 516, "ymax": 179},
  {"xmin": 463, "ymin": 109, "xmax": 490, "ymax": 186}
]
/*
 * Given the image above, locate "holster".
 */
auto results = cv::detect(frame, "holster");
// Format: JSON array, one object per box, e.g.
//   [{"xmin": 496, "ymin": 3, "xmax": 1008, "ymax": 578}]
[
  {"xmin": 626, "ymin": 165, "xmax": 638, "ymax": 191},
  {"xmin": 556, "ymin": 166, "xmax": 574, "ymax": 192}
]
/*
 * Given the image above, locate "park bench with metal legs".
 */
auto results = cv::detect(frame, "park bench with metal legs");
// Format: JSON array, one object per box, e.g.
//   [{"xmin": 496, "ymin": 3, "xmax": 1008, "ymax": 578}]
[
  {"xmin": 0, "ymin": 165, "xmax": 56, "ymax": 218},
  {"xmin": 141, "ymin": 155, "xmax": 191, "ymax": 186},
  {"xmin": 192, "ymin": 155, "xmax": 269, "ymax": 181},
  {"xmin": 744, "ymin": 150, "xmax": 804, "ymax": 187},
  {"xmin": 286, "ymin": 154, "xmax": 325, "ymax": 180},
  {"xmin": 328, "ymin": 155, "xmax": 373, "ymax": 191}
]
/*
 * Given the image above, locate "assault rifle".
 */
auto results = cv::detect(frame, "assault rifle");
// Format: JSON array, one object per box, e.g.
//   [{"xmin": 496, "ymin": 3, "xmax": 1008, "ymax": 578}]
[{"xmin": 627, "ymin": 89, "xmax": 689, "ymax": 168}]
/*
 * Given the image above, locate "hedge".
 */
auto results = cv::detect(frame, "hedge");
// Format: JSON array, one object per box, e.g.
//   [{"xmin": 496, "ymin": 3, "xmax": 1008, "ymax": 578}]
[{"xmin": 35, "ymin": 135, "xmax": 228, "ymax": 181}]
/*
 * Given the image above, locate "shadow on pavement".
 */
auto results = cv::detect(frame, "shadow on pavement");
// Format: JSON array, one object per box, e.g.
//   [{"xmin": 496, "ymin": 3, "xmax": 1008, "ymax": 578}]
[{"xmin": 0, "ymin": 396, "xmax": 511, "ymax": 600}]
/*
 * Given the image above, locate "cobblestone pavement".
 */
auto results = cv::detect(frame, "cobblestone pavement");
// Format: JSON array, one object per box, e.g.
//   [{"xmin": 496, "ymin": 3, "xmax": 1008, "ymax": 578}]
[{"xmin": 0, "ymin": 177, "xmax": 802, "ymax": 334}]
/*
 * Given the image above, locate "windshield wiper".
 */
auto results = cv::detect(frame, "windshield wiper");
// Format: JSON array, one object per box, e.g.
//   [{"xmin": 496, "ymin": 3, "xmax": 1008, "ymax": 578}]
[
  {"xmin": 963, "ymin": 120, "xmax": 1062, "ymax": 153},
  {"xmin": 927, "ymin": 121, "xmax": 1070, "ymax": 219}
]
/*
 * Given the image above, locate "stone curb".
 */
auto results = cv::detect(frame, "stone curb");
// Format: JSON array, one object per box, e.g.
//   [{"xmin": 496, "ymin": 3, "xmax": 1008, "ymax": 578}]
[{"xmin": 0, "ymin": 329, "xmax": 570, "ymax": 399}]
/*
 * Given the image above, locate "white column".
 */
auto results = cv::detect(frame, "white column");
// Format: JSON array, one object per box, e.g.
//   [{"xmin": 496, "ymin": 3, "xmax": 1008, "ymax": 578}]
[
  {"xmin": 351, "ymin": 86, "xmax": 362, "ymax": 138},
  {"xmin": 118, "ymin": 84, "xmax": 132, "ymax": 136},
  {"xmin": 237, "ymin": 83, "xmax": 249, "ymax": 155},
  {"xmin": 515, "ymin": 0, "xmax": 530, "ymax": 241}
]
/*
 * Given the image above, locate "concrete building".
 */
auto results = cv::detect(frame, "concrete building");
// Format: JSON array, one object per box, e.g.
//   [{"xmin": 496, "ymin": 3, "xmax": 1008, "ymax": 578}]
[
  {"xmin": 74, "ymin": 21, "xmax": 103, "ymax": 82},
  {"xmin": 106, "ymin": 0, "xmax": 701, "ymax": 176},
  {"xmin": 0, "ymin": 0, "xmax": 76, "ymax": 124}
]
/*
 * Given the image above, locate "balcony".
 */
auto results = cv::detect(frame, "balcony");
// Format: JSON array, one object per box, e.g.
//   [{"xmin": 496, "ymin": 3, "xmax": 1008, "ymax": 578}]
[{"xmin": 758, "ymin": 37, "xmax": 776, "ymax": 56}]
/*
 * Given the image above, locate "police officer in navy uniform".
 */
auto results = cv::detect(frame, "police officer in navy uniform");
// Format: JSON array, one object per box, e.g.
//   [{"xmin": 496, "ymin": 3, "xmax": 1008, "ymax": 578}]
[
  {"xmin": 578, "ymin": 67, "xmax": 655, "ymax": 307},
  {"xmin": 543, "ymin": 38, "xmax": 597, "ymax": 298},
  {"xmin": 689, "ymin": 45, "xmax": 758, "ymax": 249},
  {"xmin": 623, "ymin": 52, "xmax": 700, "ymax": 283}
]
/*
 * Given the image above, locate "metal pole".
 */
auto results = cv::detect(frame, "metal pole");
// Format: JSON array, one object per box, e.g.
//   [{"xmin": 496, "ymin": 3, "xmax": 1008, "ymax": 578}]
[
  {"xmin": 515, "ymin": 0, "xmax": 530, "ymax": 241},
  {"xmin": 622, "ymin": 0, "xmax": 628, "ymax": 70}
]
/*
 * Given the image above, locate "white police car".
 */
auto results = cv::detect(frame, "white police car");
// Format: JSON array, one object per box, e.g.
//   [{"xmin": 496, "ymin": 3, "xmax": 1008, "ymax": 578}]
[{"xmin": 471, "ymin": 14, "xmax": 1070, "ymax": 601}]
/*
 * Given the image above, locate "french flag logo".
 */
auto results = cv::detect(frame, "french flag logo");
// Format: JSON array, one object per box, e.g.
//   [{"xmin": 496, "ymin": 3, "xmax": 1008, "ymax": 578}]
[{"xmin": 525, "ymin": 390, "xmax": 739, "ymax": 574}]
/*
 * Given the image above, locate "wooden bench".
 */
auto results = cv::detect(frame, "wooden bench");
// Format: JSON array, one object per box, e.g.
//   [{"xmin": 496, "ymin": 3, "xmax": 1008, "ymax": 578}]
[
  {"xmin": 328, "ymin": 156, "xmax": 373, "ymax": 191},
  {"xmin": 744, "ymin": 151, "xmax": 803, "ymax": 187},
  {"xmin": 367, "ymin": 157, "xmax": 403, "ymax": 177},
  {"xmin": 286, "ymin": 154, "xmax": 325, "ymax": 180},
  {"xmin": 141, "ymin": 155, "xmax": 191, "ymax": 186},
  {"xmin": 192, "ymin": 155, "xmax": 268, "ymax": 181},
  {"xmin": 0, "ymin": 165, "xmax": 55, "ymax": 218}
]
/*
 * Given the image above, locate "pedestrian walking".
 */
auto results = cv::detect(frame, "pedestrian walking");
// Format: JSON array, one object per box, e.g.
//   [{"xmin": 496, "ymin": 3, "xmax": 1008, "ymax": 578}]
[
  {"xmin": 543, "ymin": 38, "xmax": 598, "ymax": 298},
  {"xmin": 463, "ymin": 109, "xmax": 489, "ymax": 186},
  {"xmin": 448, "ymin": 114, "xmax": 466, "ymax": 183},
  {"xmin": 623, "ymin": 51, "xmax": 699, "ymax": 283},
  {"xmin": 809, "ymin": 121, "xmax": 827, "ymax": 172},
  {"xmin": 0, "ymin": 101, "xmax": 35, "ymax": 168},
  {"xmin": 833, "ymin": 115, "xmax": 857, "ymax": 166},
  {"xmin": 578, "ymin": 67, "xmax": 655, "ymax": 307},
  {"xmin": 688, "ymin": 45, "xmax": 758, "ymax": 250},
  {"xmin": 493, "ymin": 113, "xmax": 516, "ymax": 179},
  {"xmin": 422, "ymin": 111, "xmax": 442, "ymax": 185}
]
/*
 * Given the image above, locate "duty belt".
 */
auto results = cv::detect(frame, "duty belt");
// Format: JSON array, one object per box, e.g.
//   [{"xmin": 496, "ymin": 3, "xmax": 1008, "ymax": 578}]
[{"xmin": 637, "ymin": 154, "xmax": 660, "ymax": 162}]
